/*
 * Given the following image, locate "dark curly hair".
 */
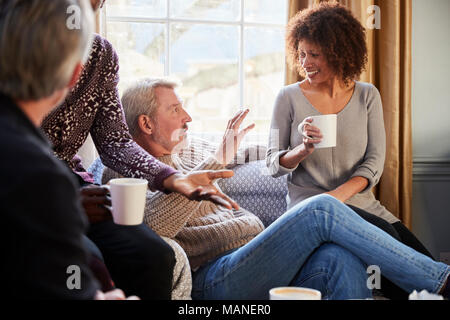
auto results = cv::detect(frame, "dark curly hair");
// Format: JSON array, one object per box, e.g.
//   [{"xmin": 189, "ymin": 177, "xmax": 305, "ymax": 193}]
[{"xmin": 286, "ymin": 1, "xmax": 367, "ymax": 84}]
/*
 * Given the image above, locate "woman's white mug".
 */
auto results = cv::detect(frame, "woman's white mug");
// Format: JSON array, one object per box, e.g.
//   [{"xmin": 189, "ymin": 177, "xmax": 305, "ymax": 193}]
[{"xmin": 298, "ymin": 114, "xmax": 337, "ymax": 149}]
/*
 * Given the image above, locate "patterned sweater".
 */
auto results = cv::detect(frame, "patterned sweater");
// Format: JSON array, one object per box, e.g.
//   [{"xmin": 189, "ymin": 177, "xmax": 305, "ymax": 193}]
[
  {"xmin": 102, "ymin": 137, "xmax": 266, "ymax": 269},
  {"xmin": 41, "ymin": 34, "xmax": 176, "ymax": 191}
]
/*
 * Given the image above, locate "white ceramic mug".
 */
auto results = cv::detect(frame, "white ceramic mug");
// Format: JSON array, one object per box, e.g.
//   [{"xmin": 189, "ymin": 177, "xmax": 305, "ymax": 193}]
[
  {"xmin": 298, "ymin": 114, "xmax": 337, "ymax": 149},
  {"xmin": 269, "ymin": 287, "xmax": 322, "ymax": 300},
  {"xmin": 109, "ymin": 178, "xmax": 148, "ymax": 225}
]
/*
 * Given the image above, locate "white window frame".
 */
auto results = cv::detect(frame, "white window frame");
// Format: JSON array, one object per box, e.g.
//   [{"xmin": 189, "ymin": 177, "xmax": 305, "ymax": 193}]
[{"xmin": 100, "ymin": 0, "xmax": 288, "ymax": 110}]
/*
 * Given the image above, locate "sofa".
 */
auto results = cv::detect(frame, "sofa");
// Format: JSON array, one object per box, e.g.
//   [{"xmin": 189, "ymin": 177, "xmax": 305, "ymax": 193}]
[{"xmin": 88, "ymin": 158, "xmax": 389, "ymax": 300}]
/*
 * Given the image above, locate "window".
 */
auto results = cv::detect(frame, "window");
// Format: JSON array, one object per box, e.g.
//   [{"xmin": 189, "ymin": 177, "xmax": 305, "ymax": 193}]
[{"xmin": 102, "ymin": 0, "xmax": 287, "ymax": 141}]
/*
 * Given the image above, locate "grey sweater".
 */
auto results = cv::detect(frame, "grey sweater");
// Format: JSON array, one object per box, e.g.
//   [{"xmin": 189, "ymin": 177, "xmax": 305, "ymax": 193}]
[{"xmin": 266, "ymin": 81, "xmax": 399, "ymax": 224}]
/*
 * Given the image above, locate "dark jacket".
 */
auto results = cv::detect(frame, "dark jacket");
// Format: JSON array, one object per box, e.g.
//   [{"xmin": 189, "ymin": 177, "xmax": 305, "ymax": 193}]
[{"xmin": 0, "ymin": 93, "xmax": 99, "ymax": 299}]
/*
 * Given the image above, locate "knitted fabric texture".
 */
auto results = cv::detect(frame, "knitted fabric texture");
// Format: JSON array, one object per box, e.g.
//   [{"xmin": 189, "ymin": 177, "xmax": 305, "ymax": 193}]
[
  {"xmin": 41, "ymin": 34, "xmax": 175, "ymax": 190},
  {"xmin": 102, "ymin": 137, "xmax": 265, "ymax": 269}
]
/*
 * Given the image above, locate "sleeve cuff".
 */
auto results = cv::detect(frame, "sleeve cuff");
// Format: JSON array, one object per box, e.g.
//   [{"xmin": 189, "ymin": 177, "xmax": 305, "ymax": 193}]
[
  {"xmin": 351, "ymin": 166, "xmax": 379, "ymax": 192},
  {"xmin": 267, "ymin": 150, "xmax": 298, "ymax": 177},
  {"xmin": 153, "ymin": 166, "xmax": 178, "ymax": 194}
]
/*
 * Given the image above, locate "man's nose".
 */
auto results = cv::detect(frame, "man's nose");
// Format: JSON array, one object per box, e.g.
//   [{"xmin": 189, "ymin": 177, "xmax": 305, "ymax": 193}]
[{"xmin": 182, "ymin": 108, "xmax": 192, "ymax": 122}]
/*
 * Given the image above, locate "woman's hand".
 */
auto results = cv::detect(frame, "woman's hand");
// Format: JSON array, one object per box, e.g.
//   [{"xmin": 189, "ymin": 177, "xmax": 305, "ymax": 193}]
[
  {"xmin": 215, "ymin": 108, "xmax": 255, "ymax": 166},
  {"xmin": 300, "ymin": 117, "xmax": 323, "ymax": 155},
  {"xmin": 163, "ymin": 171, "xmax": 239, "ymax": 210},
  {"xmin": 279, "ymin": 118, "xmax": 323, "ymax": 169}
]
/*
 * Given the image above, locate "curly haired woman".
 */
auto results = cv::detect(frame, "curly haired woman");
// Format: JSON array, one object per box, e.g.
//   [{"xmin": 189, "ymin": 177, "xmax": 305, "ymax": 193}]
[{"xmin": 266, "ymin": 2, "xmax": 433, "ymax": 299}]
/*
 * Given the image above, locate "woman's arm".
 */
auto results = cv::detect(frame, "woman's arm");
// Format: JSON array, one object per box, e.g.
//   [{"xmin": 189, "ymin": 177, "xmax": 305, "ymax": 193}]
[
  {"xmin": 266, "ymin": 88, "xmax": 318, "ymax": 176},
  {"xmin": 326, "ymin": 176, "xmax": 369, "ymax": 202},
  {"xmin": 328, "ymin": 85, "xmax": 386, "ymax": 201},
  {"xmin": 101, "ymin": 166, "xmax": 200, "ymax": 238},
  {"xmin": 266, "ymin": 88, "xmax": 296, "ymax": 177},
  {"xmin": 88, "ymin": 38, "xmax": 237, "ymax": 209},
  {"xmin": 279, "ymin": 143, "xmax": 311, "ymax": 169},
  {"xmin": 89, "ymin": 38, "xmax": 177, "ymax": 192}
]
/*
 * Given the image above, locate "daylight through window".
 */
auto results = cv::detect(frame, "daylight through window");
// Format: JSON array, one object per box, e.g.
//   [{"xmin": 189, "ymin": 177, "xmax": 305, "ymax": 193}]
[{"xmin": 103, "ymin": 0, "xmax": 287, "ymax": 141}]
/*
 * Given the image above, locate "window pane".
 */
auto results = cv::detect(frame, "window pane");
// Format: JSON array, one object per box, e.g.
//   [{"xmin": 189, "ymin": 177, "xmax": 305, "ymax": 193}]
[
  {"xmin": 170, "ymin": 0, "xmax": 240, "ymax": 21},
  {"xmin": 106, "ymin": 0, "xmax": 166, "ymax": 18},
  {"xmin": 170, "ymin": 23, "xmax": 239, "ymax": 133},
  {"xmin": 244, "ymin": 0, "xmax": 287, "ymax": 24},
  {"xmin": 244, "ymin": 26, "xmax": 285, "ymax": 135},
  {"xmin": 106, "ymin": 22, "xmax": 165, "ymax": 94}
]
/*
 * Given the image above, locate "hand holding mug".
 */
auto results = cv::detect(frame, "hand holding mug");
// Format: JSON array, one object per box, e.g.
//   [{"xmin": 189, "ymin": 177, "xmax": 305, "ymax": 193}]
[
  {"xmin": 80, "ymin": 184, "xmax": 113, "ymax": 224},
  {"xmin": 298, "ymin": 118, "xmax": 323, "ymax": 153},
  {"xmin": 298, "ymin": 114, "xmax": 337, "ymax": 149}
]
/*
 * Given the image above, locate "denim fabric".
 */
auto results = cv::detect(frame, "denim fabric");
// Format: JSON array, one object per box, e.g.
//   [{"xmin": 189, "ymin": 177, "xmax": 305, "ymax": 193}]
[
  {"xmin": 192, "ymin": 194, "xmax": 450, "ymax": 300},
  {"xmin": 292, "ymin": 243, "xmax": 371, "ymax": 299}
]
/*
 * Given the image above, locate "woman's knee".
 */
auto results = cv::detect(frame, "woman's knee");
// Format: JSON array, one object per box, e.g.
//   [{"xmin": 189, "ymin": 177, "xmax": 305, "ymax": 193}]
[
  {"xmin": 296, "ymin": 244, "xmax": 370, "ymax": 299},
  {"xmin": 299, "ymin": 243, "xmax": 369, "ymax": 288},
  {"xmin": 289, "ymin": 194, "xmax": 340, "ymax": 219},
  {"xmin": 306, "ymin": 243, "xmax": 366, "ymax": 272}
]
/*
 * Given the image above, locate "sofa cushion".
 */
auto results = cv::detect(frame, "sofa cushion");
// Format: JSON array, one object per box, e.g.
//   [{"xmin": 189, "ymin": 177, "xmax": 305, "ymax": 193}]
[
  {"xmin": 217, "ymin": 160, "xmax": 288, "ymax": 227},
  {"xmin": 88, "ymin": 157, "xmax": 104, "ymax": 185}
]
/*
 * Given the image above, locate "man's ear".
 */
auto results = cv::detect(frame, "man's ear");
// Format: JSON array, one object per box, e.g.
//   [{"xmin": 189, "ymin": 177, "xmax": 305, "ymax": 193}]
[
  {"xmin": 138, "ymin": 114, "xmax": 153, "ymax": 135},
  {"xmin": 68, "ymin": 62, "xmax": 83, "ymax": 89}
]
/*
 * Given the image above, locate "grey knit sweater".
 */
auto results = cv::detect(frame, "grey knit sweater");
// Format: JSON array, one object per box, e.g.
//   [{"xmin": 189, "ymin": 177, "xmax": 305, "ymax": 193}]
[
  {"xmin": 102, "ymin": 137, "xmax": 265, "ymax": 269},
  {"xmin": 266, "ymin": 81, "xmax": 399, "ymax": 224}
]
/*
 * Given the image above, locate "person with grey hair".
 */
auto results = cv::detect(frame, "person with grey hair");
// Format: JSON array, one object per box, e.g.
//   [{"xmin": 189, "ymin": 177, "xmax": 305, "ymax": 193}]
[
  {"xmin": 38, "ymin": 0, "xmax": 237, "ymax": 300},
  {"xmin": 0, "ymin": 0, "xmax": 136, "ymax": 300},
  {"xmin": 121, "ymin": 78, "xmax": 180, "ymax": 139}
]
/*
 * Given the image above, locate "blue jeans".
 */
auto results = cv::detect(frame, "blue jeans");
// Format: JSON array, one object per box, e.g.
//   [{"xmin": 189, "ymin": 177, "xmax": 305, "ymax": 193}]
[
  {"xmin": 292, "ymin": 244, "xmax": 371, "ymax": 299},
  {"xmin": 192, "ymin": 194, "xmax": 450, "ymax": 300}
]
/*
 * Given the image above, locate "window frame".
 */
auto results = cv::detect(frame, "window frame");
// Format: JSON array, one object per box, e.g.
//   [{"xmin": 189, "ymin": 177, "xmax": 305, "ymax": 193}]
[{"xmin": 100, "ymin": 0, "xmax": 288, "ymax": 114}]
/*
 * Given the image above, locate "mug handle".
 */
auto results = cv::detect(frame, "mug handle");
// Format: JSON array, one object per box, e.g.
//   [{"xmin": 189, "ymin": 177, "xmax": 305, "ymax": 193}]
[{"xmin": 298, "ymin": 120, "xmax": 314, "ymax": 139}]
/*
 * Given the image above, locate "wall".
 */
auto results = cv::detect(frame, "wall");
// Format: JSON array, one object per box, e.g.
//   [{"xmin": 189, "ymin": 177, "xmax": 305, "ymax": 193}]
[{"xmin": 411, "ymin": 0, "xmax": 450, "ymax": 260}]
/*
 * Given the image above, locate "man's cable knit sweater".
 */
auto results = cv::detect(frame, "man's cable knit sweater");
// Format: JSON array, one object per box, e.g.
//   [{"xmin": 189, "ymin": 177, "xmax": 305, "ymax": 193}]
[
  {"xmin": 41, "ymin": 34, "xmax": 176, "ymax": 190},
  {"xmin": 102, "ymin": 138, "xmax": 265, "ymax": 269}
]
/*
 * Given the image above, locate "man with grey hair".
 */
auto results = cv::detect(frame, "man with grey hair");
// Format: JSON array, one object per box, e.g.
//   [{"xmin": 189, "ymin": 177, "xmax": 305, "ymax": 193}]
[{"xmin": 0, "ymin": 0, "xmax": 135, "ymax": 299}]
